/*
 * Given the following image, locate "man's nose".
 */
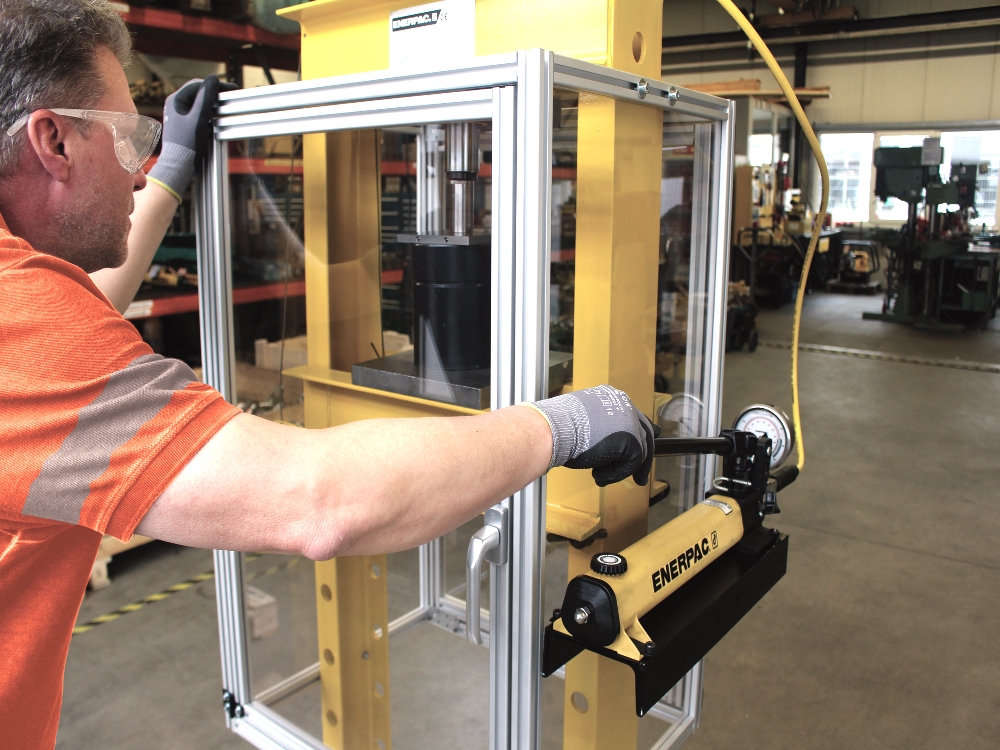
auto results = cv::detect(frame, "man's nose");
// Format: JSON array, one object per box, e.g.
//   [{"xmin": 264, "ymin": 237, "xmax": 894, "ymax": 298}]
[{"xmin": 134, "ymin": 169, "xmax": 147, "ymax": 191}]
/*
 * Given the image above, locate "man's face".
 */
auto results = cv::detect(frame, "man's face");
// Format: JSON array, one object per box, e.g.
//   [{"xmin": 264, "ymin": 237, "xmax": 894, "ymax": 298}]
[{"xmin": 50, "ymin": 46, "xmax": 147, "ymax": 273}]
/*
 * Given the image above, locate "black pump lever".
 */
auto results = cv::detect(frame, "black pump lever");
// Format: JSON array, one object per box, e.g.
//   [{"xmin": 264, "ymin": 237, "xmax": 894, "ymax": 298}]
[{"xmin": 653, "ymin": 434, "xmax": 738, "ymax": 457}]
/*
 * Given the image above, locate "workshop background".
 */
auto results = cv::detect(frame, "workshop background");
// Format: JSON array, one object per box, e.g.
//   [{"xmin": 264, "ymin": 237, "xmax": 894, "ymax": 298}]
[{"xmin": 56, "ymin": 1, "xmax": 999, "ymax": 749}]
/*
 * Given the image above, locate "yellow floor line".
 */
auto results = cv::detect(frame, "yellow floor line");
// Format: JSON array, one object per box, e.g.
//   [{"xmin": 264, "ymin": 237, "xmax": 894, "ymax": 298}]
[{"xmin": 73, "ymin": 553, "xmax": 301, "ymax": 637}]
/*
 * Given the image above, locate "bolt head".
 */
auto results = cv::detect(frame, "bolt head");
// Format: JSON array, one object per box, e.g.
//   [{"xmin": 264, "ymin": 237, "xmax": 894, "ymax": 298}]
[{"xmin": 574, "ymin": 607, "xmax": 590, "ymax": 625}]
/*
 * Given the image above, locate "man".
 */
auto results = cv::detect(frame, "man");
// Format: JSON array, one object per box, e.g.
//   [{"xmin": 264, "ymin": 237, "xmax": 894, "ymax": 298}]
[{"xmin": 0, "ymin": 1, "xmax": 655, "ymax": 747}]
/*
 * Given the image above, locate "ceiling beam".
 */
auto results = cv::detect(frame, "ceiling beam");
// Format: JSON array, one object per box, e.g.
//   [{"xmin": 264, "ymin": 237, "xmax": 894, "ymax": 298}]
[{"xmin": 662, "ymin": 5, "xmax": 1000, "ymax": 54}]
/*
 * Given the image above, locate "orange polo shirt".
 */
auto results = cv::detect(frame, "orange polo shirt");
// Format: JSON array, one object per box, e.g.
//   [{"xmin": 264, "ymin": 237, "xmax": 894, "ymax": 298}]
[{"xmin": 0, "ymin": 214, "xmax": 240, "ymax": 749}]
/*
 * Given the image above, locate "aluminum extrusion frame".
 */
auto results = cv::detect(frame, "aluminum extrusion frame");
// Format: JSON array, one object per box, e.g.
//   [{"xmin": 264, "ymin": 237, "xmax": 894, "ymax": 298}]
[{"xmin": 197, "ymin": 49, "xmax": 733, "ymax": 750}]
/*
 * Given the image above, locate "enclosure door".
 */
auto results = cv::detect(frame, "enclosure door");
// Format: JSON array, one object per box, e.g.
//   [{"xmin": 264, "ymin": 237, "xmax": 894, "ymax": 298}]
[{"xmin": 199, "ymin": 79, "xmax": 549, "ymax": 750}]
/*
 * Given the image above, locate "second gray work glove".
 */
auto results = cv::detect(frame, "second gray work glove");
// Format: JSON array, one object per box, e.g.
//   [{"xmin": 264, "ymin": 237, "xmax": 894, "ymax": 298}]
[
  {"xmin": 148, "ymin": 75, "xmax": 234, "ymax": 202},
  {"xmin": 527, "ymin": 385, "xmax": 657, "ymax": 488}
]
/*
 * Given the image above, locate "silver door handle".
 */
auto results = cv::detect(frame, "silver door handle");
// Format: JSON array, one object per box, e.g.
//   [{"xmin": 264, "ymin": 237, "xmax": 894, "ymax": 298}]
[{"xmin": 465, "ymin": 505, "xmax": 508, "ymax": 645}]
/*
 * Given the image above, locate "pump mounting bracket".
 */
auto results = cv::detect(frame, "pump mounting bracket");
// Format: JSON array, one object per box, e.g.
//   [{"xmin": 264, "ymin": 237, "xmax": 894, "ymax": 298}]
[{"xmin": 542, "ymin": 528, "xmax": 788, "ymax": 716}]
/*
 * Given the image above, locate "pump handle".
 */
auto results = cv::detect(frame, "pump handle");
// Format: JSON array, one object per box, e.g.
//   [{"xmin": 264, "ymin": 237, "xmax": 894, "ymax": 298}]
[
  {"xmin": 653, "ymin": 436, "xmax": 733, "ymax": 457},
  {"xmin": 769, "ymin": 464, "xmax": 799, "ymax": 491}
]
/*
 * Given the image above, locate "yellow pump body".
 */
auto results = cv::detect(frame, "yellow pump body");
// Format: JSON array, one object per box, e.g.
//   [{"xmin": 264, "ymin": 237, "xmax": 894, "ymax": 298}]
[{"xmin": 554, "ymin": 496, "xmax": 746, "ymax": 661}]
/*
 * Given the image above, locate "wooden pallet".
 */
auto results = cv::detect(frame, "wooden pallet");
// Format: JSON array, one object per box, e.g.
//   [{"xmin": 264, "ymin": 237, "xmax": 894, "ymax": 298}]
[
  {"xmin": 826, "ymin": 279, "xmax": 882, "ymax": 295},
  {"xmin": 90, "ymin": 535, "xmax": 154, "ymax": 590}
]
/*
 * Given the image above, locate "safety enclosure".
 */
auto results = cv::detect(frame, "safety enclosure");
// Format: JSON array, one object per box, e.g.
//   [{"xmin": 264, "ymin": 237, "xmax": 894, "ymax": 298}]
[{"xmin": 196, "ymin": 50, "xmax": 734, "ymax": 750}]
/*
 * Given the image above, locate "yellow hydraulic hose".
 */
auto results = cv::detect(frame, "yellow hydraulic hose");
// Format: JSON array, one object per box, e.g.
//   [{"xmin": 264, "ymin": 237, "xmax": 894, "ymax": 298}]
[{"xmin": 715, "ymin": 0, "xmax": 830, "ymax": 470}]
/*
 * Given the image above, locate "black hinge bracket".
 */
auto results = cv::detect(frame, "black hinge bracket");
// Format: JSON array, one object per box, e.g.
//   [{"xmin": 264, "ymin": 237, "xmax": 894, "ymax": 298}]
[{"xmin": 223, "ymin": 689, "xmax": 245, "ymax": 720}]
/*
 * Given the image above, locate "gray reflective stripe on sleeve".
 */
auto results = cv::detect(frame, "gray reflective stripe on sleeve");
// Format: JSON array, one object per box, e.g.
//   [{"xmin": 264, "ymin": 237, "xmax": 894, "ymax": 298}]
[{"xmin": 23, "ymin": 354, "xmax": 198, "ymax": 524}]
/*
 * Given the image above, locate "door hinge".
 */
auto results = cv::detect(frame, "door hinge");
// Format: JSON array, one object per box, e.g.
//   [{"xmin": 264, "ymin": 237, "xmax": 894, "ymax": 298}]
[{"xmin": 223, "ymin": 689, "xmax": 245, "ymax": 720}]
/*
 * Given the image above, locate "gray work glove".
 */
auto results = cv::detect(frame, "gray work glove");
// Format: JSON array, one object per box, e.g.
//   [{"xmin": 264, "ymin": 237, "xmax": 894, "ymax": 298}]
[
  {"xmin": 148, "ymin": 75, "xmax": 234, "ymax": 201},
  {"xmin": 528, "ymin": 385, "xmax": 657, "ymax": 487}
]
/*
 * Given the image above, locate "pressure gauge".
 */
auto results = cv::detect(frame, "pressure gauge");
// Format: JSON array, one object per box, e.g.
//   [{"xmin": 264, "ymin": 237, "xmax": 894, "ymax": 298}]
[
  {"xmin": 658, "ymin": 394, "xmax": 705, "ymax": 470},
  {"xmin": 733, "ymin": 404, "xmax": 795, "ymax": 469},
  {"xmin": 657, "ymin": 393, "xmax": 704, "ymax": 439}
]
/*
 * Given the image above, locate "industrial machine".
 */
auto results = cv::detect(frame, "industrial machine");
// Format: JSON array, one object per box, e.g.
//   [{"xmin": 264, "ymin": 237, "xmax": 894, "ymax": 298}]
[
  {"xmin": 863, "ymin": 141, "xmax": 1000, "ymax": 331},
  {"xmin": 732, "ymin": 226, "xmax": 804, "ymax": 307},
  {"xmin": 838, "ymin": 240, "xmax": 880, "ymax": 285},
  {"xmin": 189, "ymin": 2, "xmax": 820, "ymax": 749}
]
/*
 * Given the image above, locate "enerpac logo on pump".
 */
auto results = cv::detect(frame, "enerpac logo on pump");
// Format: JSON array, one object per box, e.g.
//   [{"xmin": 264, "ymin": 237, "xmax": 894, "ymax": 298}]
[
  {"xmin": 391, "ymin": 10, "xmax": 445, "ymax": 31},
  {"xmin": 650, "ymin": 535, "xmax": 715, "ymax": 593}
]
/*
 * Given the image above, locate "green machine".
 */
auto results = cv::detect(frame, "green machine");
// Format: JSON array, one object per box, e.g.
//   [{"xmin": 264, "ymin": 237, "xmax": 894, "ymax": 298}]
[{"xmin": 863, "ymin": 142, "xmax": 1000, "ymax": 331}]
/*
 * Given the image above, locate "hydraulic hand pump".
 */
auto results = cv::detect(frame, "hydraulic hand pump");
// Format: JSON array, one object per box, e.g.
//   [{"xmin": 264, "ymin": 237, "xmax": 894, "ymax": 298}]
[
  {"xmin": 553, "ymin": 429, "xmax": 784, "ymax": 659},
  {"xmin": 544, "ymin": 417, "xmax": 798, "ymax": 715}
]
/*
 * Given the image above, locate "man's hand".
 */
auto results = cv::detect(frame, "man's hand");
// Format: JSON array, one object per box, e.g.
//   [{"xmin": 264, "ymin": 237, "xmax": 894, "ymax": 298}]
[
  {"xmin": 146, "ymin": 75, "xmax": 234, "ymax": 203},
  {"xmin": 527, "ymin": 385, "xmax": 657, "ymax": 487}
]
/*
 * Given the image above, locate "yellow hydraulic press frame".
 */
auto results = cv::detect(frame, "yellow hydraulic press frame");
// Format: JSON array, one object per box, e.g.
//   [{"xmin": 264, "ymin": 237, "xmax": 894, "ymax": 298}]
[
  {"xmin": 202, "ymin": 1, "xmax": 734, "ymax": 748},
  {"xmin": 275, "ymin": 2, "xmax": 667, "ymax": 748}
]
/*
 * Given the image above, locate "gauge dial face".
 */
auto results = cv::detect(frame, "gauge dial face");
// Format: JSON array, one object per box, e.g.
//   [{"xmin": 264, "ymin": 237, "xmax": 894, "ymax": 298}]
[
  {"xmin": 733, "ymin": 405, "xmax": 794, "ymax": 469},
  {"xmin": 658, "ymin": 394, "xmax": 704, "ymax": 439},
  {"xmin": 658, "ymin": 394, "xmax": 705, "ymax": 470}
]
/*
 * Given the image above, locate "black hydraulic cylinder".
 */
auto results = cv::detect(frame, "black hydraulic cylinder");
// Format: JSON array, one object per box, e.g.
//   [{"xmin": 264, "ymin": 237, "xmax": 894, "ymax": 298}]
[{"xmin": 412, "ymin": 244, "xmax": 490, "ymax": 372}]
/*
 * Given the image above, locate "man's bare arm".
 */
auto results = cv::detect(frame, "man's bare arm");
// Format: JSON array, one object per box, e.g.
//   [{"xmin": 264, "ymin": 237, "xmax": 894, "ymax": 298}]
[
  {"xmin": 136, "ymin": 406, "xmax": 553, "ymax": 559},
  {"xmin": 90, "ymin": 182, "xmax": 178, "ymax": 313}
]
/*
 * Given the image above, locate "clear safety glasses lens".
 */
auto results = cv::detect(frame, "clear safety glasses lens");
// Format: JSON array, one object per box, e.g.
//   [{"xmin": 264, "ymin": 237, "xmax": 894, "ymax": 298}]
[
  {"xmin": 4, "ymin": 109, "xmax": 162, "ymax": 174},
  {"xmin": 109, "ymin": 115, "xmax": 162, "ymax": 174}
]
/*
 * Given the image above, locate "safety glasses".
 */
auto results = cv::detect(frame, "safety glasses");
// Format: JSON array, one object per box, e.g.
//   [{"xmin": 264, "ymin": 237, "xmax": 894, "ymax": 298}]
[{"xmin": 6, "ymin": 108, "xmax": 162, "ymax": 174}]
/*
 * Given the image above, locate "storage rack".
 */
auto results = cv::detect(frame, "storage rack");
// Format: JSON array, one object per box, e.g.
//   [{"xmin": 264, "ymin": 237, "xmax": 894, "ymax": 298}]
[{"xmin": 94, "ymin": 3, "xmax": 303, "ymax": 587}]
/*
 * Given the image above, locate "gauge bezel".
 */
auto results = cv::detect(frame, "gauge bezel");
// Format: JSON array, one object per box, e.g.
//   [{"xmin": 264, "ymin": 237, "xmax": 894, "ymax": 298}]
[
  {"xmin": 657, "ymin": 393, "xmax": 705, "ymax": 438},
  {"xmin": 658, "ymin": 394, "xmax": 706, "ymax": 470},
  {"xmin": 732, "ymin": 404, "xmax": 795, "ymax": 469}
]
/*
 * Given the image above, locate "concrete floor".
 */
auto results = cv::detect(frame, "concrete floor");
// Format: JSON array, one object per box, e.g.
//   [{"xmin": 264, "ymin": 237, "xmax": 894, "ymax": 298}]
[
  {"xmin": 57, "ymin": 292, "xmax": 1000, "ymax": 749},
  {"xmin": 687, "ymin": 292, "xmax": 1000, "ymax": 750}
]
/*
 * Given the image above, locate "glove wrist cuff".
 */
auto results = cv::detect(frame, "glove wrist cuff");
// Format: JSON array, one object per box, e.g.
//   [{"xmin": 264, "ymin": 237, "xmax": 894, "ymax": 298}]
[
  {"xmin": 147, "ymin": 142, "xmax": 196, "ymax": 200},
  {"xmin": 147, "ymin": 176, "xmax": 183, "ymax": 204},
  {"xmin": 529, "ymin": 394, "xmax": 587, "ymax": 469}
]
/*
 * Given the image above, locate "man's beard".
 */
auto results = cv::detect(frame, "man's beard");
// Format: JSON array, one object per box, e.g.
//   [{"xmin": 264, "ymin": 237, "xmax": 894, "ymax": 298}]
[{"xmin": 50, "ymin": 195, "xmax": 132, "ymax": 274}]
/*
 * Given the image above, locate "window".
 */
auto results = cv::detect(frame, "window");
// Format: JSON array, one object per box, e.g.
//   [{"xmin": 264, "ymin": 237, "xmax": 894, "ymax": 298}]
[
  {"xmin": 873, "ymin": 134, "xmax": 930, "ymax": 221},
  {"xmin": 748, "ymin": 133, "xmax": 774, "ymax": 167},
  {"xmin": 820, "ymin": 132, "xmax": 874, "ymax": 223},
  {"xmin": 939, "ymin": 130, "xmax": 1000, "ymax": 228},
  {"xmin": 815, "ymin": 128, "xmax": 1000, "ymax": 229}
]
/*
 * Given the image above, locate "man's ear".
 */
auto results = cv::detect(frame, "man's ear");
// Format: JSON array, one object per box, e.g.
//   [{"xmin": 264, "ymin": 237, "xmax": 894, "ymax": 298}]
[{"xmin": 23, "ymin": 110, "xmax": 73, "ymax": 182}]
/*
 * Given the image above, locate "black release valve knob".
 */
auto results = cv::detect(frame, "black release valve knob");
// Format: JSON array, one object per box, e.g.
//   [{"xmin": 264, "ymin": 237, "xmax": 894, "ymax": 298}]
[{"xmin": 591, "ymin": 553, "xmax": 628, "ymax": 576}]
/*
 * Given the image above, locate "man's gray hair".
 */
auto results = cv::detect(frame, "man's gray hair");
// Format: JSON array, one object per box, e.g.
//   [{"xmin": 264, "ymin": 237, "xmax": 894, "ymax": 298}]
[{"xmin": 0, "ymin": 0, "xmax": 132, "ymax": 176}]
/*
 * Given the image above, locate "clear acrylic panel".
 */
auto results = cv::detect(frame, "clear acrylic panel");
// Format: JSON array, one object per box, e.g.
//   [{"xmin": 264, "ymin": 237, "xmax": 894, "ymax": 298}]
[
  {"xmin": 223, "ymin": 135, "xmax": 318, "ymax": 731},
  {"xmin": 225, "ymin": 117, "xmax": 499, "ymax": 749},
  {"xmin": 368, "ymin": 122, "xmax": 494, "ymax": 410},
  {"xmin": 652, "ymin": 113, "xmax": 718, "ymax": 527},
  {"xmin": 550, "ymin": 93, "xmax": 578, "ymax": 359},
  {"xmin": 539, "ymin": 91, "xmax": 722, "ymax": 750},
  {"xmin": 227, "ymin": 135, "xmax": 306, "ymax": 425},
  {"xmin": 647, "ymin": 109, "xmax": 721, "ymax": 750},
  {"xmin": 243, "ymin": 552, "xmax": 321, "ymax": 733}
]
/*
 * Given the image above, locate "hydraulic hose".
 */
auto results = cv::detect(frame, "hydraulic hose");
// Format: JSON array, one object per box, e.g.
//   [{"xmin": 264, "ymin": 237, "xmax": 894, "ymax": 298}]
[{"xmin": 714, "ymin": 0, "xmax": 830, "ymax": 471}]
